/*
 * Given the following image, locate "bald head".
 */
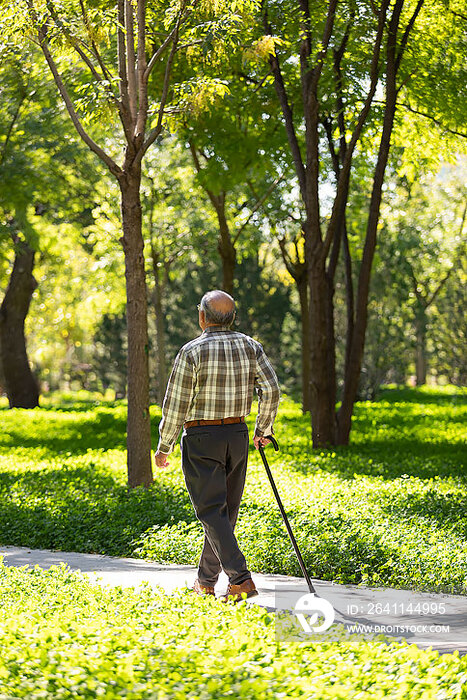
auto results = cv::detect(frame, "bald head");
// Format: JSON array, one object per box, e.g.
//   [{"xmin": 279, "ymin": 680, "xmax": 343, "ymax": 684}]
[{"xmin": 200, "ymin": 290, "xmax": 236, "ymax": 327}]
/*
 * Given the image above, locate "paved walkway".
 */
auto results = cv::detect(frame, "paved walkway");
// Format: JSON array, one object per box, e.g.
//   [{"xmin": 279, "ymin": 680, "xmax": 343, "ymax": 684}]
[{"xmin": 2, "ymin": 546, "xmax": 466, "ymax": 655}]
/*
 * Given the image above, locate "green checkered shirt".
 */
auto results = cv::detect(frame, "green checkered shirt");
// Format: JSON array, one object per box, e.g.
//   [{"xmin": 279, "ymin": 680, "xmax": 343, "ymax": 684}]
[{"xmin": 157, "ymin": 326, "xmax": 280, "ymax": 453}]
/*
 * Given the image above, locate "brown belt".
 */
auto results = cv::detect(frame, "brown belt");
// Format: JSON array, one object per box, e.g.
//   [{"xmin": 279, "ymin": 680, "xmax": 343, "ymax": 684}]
[{"xmin": 184, "ymin": 416, "xmax": 245, "ymax": 429}]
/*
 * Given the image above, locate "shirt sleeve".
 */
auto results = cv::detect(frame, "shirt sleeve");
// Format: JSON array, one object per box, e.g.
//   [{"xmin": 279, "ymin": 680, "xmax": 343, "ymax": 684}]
[
  {"xmin": 254, "ymin": 343, "xmax": 280, "ymax": 437},
  {"xmin": 157, "ymin": 348, "xmax": 195, "ymax": 453}
]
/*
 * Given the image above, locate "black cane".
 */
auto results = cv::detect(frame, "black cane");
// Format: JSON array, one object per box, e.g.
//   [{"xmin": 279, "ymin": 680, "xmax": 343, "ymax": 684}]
[{"xmin": 258, "ymin": 436, "xmax": 316, "ymax": 595}]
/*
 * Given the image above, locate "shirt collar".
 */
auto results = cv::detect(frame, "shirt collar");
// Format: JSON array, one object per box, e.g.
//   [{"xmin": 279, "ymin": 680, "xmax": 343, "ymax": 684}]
[{"xmin": 202, "ymin": 326, "xmax": 233, "ymax": 333}]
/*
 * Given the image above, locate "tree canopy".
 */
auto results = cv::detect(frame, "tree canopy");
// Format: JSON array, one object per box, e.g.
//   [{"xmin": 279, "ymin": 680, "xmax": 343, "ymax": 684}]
[{"xmin": 0, "ymin": 0, "xmax": 465, "ymax": 484}]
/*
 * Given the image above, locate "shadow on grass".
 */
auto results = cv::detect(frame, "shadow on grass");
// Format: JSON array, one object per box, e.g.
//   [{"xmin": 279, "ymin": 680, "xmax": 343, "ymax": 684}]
[
  {"xmin": 0, "ymin": 406, "xmax": 164, "ymax": 456},
  {"xmin": 275, "ymin": 409, "xmax": 466, "ymax": 481},
  {"xmin": 0, "ymin": 464, "xmax": 195, "ymax": 557},
  {"xmin": 0, "ymin": 410, "xmax": 128, "ymax": 454},
  {"xmin": 0, "ymin": 399, "xmax": 122, "ymax": 413},
  {"xmin": 237, "ymin": 497, "xmax": 467, "ymax": 593},
  {"xmin": 323, "ymin": 442, "xmax": 465, "ymax": 480},
  {"xmin": 41, "ymin": 401, "xmax": 124, "ymax": 413},
  {"xmin": 377, "ymin": 489, "xmax": 467, "ymax": 538},
  {"xmin": 377, "ymin": 387, "xmax": 467, "ymax": 405}
]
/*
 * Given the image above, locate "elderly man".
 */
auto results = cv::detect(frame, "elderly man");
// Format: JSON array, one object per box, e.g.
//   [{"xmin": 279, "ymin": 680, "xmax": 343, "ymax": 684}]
[{"xmin": 154, "ymin": 290, "xmax": 280, "ymax": 602}]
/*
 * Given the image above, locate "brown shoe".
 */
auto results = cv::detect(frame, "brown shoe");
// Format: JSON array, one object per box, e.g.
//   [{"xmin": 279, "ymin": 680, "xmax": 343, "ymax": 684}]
[
  {"xmin": 192, "ymin": 579, "xmax": 215, "ymax": 596},
  {"xmin": 221, "ymin": 578, "xmax": 258, "ymax": 603}
]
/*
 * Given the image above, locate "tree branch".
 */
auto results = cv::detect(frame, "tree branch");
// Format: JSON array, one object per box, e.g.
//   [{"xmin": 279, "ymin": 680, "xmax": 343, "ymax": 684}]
[
  {"xmin": 321, "ymin": 0, "xmax": 391, "ymax": 262},
  {"xmin": 278, "ymin": 236, "xmax": 297, "ymax": 279},
  {"xmin": 27, "ymin": 4, "xmax": 121, "ymax": 177},
  {"xmin": 144, "ymin": 25, "xmax": 180, "ymax": 80},
  {"xmin": 125, "ymin": 0, "xmax": 137, "ymax": 122},
  {"xmin": 47, "ymin": 0, "xmax": 127, "ymax": 137},
  {"xmin": 188, "ymin": 139, "xmax": 202, "ymax": 173},
  {"xmin": 322, "ymin": 116, "xmax": 340, "ymax": 174},
  {"xmin": 135, "ymin": 0, "xmax": 148, "ymax": 140},
  {"xmin": 323, "ymin": 18, "xmax": 354, "ymax": 280},
  {"xmin": 78, "ymin": 0, "xmax": 115, "ymax": 87},
  {"xmin": 46, "ymin": 0, "xmax": 105, "ymax": 86},
  {"xmin": 395, "ymin": 0, "xmax": 424, "ymax": 74},
  {"xmin": 263, "ymin": 10, "xmax": 307, "ymax": 203},
  {"xmin": 333, "ymin": 13, "xmax": 354, "ymax": 163},
  {"xmin": 309, "ymin": 0, "xmax": 338, "ymax": 94},
  {"xmin": 138, "ymin": 7, "xmax": 183, "ymax": 161},
  {"xmin": 46, "ymin": 0, "xmax": 135, "ymax": 148},
  {"xmin": 117, "ymin": 0, "xmax": 131, "ymax": 124},
  {"xmin": 322, "ymin": 115, "xmax": 343, "ymax": 280},
  {"xmin": 450, "ymin": 9, "xmax": 467, "ymax": 21},
  {"xmin": 396, "ymin": 102, "xmax": 467, "ymax": 138},
  {"xmin": 298, "ymin": 0, "xmax": 312, "ymax": 103},
  {"xmin": 233, "ymin": 175, "xmax": 284, "ymax": 243}
]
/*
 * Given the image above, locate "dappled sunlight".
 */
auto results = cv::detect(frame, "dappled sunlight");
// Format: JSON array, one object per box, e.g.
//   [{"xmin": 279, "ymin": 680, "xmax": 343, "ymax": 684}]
[{"xmin": 0, "ymin": 389, "xmax": 465, "ymax": 593}]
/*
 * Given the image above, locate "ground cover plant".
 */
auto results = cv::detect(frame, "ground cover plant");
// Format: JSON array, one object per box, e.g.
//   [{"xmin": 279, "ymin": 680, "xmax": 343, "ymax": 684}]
[
  {"xmin": 0, "ymin": 387, "xmax": 465, "ymax": 594},
  {"xmin": 0, "ymin": 562, "xmax": 466, "ymax": 699}
]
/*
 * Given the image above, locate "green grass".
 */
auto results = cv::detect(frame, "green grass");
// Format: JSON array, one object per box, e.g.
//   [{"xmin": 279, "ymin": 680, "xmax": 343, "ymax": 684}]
[
  {"xmin": 0, "ymin": 562, "xmax": 466, "ymax": 699},
  {"xmin": 0, "ymin": 386, "xmax": 466, "ymax": 593}
]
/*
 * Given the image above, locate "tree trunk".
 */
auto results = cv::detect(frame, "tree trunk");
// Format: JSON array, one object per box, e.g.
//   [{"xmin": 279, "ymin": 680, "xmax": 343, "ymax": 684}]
[
  {"xmin": 297, "ymin": 273, "xmax": 312, "ymax": 413},
  {"xmin": 119, "ymin": 169, "xmax": 153, "ymax": 488},
  {"xmin": 325, "ymin": 268, "xmax": 337, "ymax": 413},
  {"xmin": 0, "ymin": 239, "xmax": 40, "ymax": 408},
  {"xmin": 219, "ymin": 239, "xmax": 236, "ymax": 295},
  {"xmin": 308, "ymin": 254, "xmax": 337, "ymax": 445},
  {"xmin": 342, "ymin": 219, "xmax": 355, "ymax": 379},
  {"xmin": 213, "ymin": 195, "xmax": 236, "ymax": 294},
  {"xmin": 337, "ymin": 52, "xmax": 399, "ymax": 445},
  {"xmin": 304, "ymin": 79, "xmax": 337, "ymax": 446},
  {"xmin": 415, "ymin": 309, "xmax": 427, "ymax": 385}
]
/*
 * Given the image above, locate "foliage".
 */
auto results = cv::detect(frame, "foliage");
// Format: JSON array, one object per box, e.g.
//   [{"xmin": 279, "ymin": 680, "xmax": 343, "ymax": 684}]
[
  {"xmin": 0, "ymin": 388, "xmax": 465, "ymax": 593},
  {"xmin": 24, "ymin": 203, "xmax": 126, "ymax": 391},
  {"xmin": 392, "ymin": 0, "xmax": 467, "ymax": 172},
  {"xmin": 1, "ymin": 4, "xmax": 465, "ymax": 402},
  {"xmin": 233, "ymin": 252, "xmax": 293, "ymax": 377},
  {"xmin": 430, "ymin": 271, "xmax": 467, "ymax": 385},
  {"xmin": 360, "ymin": 162, "xmax": 467, "ymax": 392},
  {"xmin": 1, "ymin": 563, "xmax": 466, "ymax": 698},
  {"xmin": 92, "ymin": 312, "xmax": 128, "ymax": 397},
  {"xmin": 0, "ymin": 43, "xmax": 101, "ymax": 244},
  {"xmin": 0, "ymin": 43, "xmax": 115, "ymax": 392}
]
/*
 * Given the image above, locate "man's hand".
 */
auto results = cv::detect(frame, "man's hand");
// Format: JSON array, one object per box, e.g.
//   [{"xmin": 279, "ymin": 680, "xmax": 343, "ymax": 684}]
[
  {"xmin": 253, "ymin": 435, "xmax": 271, "ymax": 450},
  {"xmin": 154, "ymin": 450, "xmax": 169, "ymax": 468}
]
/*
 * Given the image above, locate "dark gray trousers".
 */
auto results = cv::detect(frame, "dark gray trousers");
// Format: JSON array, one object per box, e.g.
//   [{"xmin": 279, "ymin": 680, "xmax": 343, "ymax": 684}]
[{"xmin": 181, "ymin": 423, "xmax": 251, "ymax": 586}]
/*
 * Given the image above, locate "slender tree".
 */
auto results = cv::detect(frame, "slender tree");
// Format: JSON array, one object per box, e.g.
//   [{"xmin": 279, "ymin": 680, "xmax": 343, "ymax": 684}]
[
  {"xmin": 0, "ymin": 231, "xmax": 39, "ymax": 407},
  {"xmin": 259, "ymin": 0, "xmax": 466, "ymax": 445},
  {"xmin": 5, "ymin": 0, "xmax": 246, "ymax": 486},
  {"xmin": 0, "ymin": 52, "xmax": 40, "ymax": 407}
]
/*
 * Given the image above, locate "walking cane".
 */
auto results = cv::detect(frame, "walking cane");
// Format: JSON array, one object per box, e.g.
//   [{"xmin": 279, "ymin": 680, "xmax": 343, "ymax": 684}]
[{"xmin": 259, "ymin": 436, "xmax": 316, "ymax": 595}]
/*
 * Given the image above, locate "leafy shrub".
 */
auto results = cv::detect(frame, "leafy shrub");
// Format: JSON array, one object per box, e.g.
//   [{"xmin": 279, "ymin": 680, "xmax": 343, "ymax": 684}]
[
  {"xmin": 0, "ymin": 562, "xmax": 466, "ymax": 699},
  {"xmin": 0, "ymin": 387, "xmax": 466, "ymax": 593}
]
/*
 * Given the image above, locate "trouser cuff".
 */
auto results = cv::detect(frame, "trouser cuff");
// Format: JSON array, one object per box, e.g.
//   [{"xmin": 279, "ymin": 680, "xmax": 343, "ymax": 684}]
[{"xmin": 229, "ymin": 572, "xmax": 252, "ymax": 585}]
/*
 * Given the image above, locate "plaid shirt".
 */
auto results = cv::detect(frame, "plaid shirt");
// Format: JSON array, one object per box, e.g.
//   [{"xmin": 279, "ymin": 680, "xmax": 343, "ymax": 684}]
[{"xmin": 157, "ymin": 326, "xmax": 280, "ymax": 453}]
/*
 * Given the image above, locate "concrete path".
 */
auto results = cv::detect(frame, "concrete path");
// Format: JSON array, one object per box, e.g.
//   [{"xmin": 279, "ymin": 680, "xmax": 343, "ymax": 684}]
[{"xmin": 2, "ymin": 546, "xmax": 466, "ymax": 655}]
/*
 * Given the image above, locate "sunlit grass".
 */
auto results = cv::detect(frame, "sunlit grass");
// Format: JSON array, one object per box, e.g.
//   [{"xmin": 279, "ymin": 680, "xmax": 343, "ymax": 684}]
[
  {"xmin": 1, "ymin": 563, "xmax": 465, "ymax": 698},
  {"xmin": 0, "ymin": 386, "xmax": 465, "ymax": 593}
]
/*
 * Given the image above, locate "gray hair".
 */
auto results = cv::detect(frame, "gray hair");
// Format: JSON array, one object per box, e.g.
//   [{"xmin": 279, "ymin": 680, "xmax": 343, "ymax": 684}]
[{"xmin": 200, "ymin": 290, "xmax": 236, "ymax": 327}]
